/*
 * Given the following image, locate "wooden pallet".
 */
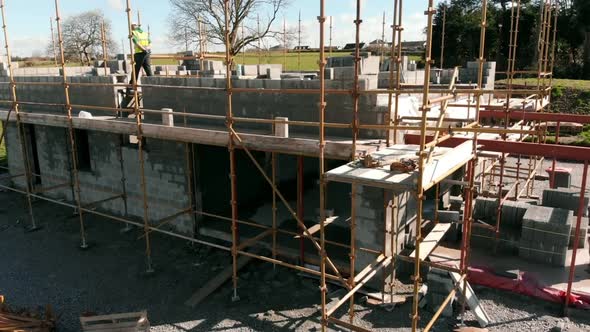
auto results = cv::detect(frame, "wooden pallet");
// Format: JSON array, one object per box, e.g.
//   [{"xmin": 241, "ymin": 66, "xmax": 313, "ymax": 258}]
[
  {"xmin": 0, "ymin": 295, "xmax": 54, "ymax": 332},
  {"xmin": 80, "ymin": 311, "xmax": 149, "ymax": 332}
]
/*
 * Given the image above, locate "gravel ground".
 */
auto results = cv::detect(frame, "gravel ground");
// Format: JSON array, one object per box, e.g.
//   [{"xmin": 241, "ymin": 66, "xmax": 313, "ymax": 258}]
[{"xmin": 1, "ymin": 160, "xmax": 590, "ymax": 332}]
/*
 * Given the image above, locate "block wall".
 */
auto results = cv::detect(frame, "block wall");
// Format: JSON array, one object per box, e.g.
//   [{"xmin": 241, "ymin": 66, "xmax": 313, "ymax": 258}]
[
  {"xmin": 141, "ymin": 76, "xmax": 389, "ymax": 139},
  {"xmin": 4, "ymin": 123, "xmax": 195, "ymax": 236}
]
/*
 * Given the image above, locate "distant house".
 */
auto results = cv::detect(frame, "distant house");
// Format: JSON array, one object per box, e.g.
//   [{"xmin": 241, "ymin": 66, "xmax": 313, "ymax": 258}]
[
  {"xmin": 400, "ymin": 41, "xmax": 426, "ymax": 53},
  {"xmin": 269, "ymin": 44, "xmax": 287, "ymax": 51},
  {"xmin": 342, "ymin": 42, "xmax": 365, "ymax": 50},
  {"xmin": 366, "ymin": 39, "xmax": 393, "ymax": 52},
  {"xmin": 293, "ymin": 45, "xmax": 310, "ymax": 51}
]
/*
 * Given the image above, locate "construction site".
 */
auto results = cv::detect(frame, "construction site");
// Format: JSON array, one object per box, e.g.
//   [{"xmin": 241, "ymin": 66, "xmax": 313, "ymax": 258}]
[{"xmin": 1, "ymin": 0, "xmax": 590, "ymax": 331}]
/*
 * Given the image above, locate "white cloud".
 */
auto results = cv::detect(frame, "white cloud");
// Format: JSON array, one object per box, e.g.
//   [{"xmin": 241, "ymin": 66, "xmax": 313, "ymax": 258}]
[{"xmin": 107, "ymin": 0, "xmax": 124, "ymax": 11}]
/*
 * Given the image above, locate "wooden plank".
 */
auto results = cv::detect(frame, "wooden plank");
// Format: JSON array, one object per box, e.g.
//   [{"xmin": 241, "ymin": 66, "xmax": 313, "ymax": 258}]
[
  {"xmin": 450, "ymin": 272, "xmax": 491, "ymax": 328},
  {"xmin": 409, "ymin": 223, "xmax": 451, "ymax": 261},
  {"xmin": 295, "ymin": 216, "xmax": 337, "ymax": 238},
  {"xmin": 80, "ymin": 311, "xmax": 147, "ymax": 323},
  {"xmin": 422, "ymin": 141, "xmax": 474, "ymax": 191},
  {"xmin": 80, "ymin": 311, "xmax": 148, "ymax": 332},
  {"xmin": 0, "ymin": 110, "xmax": 358, "ymax": 160},
  {"xmin": 185, "ymin": 255, "xmax": 252, "ymax": 307}
]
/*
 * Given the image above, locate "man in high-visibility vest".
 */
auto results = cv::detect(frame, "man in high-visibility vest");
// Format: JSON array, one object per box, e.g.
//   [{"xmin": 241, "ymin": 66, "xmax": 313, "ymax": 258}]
[{"xmin": 129, "ymin": 22, "xmax": 152, "ymax": 85}]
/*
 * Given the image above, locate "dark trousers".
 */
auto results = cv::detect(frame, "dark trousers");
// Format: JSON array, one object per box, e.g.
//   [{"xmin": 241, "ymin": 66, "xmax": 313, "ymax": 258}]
[{"xmin": 129, "ymin": 51, "xmax": 153, "ymax": 85}]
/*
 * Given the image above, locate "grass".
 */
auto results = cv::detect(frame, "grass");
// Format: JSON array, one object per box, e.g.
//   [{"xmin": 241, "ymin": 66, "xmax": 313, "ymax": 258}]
[
  {"xmin": 0, "ymin": 124, "xmax": 6, "ymax": 168},
  {"xmin": 497, "ymin": 78, "xmax": 590, "ymax": 91}
]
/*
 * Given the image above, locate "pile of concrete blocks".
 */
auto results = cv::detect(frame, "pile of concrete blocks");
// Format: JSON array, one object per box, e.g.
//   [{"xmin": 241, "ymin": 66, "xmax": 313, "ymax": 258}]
[
  {"xmin": 199, "ymin": 60, "xmax": 226, "ymax": 77},
  {"xmin": 426, "ymin": 268, "xmax": 455, "ymax": 317},
  {"xmin": 327, "ymin": 55, "xmax": 379, "ymax": 81},
  {"xmin": 519, "ymin": 206, "xmax": 573, "ymax": 266},
  {"xmin": 459, "ymin": 61, "xmax": 496, "ymax": 89},
  {"xmin": 181, "ymin": 51, "xmax": 201, "ymax": 71},
  {"xmin": 91, "ymin": 67, "xmax": 112, "ymax": 76},
  {"xmin": 99, "ymin": 59, "xmax": 127, "ymax": 74},
  {"xmin": 242, "ymin": 64, "xmax": 258, "ymax": 77},
  {"xmin": 258, "ymin": 64, "xmax": 282, "ymax": 79},
  {"xmin": 0, "ymin": 61, "xmax": 17, "ymax": 76},
  {"xmin": 430, "ymin": 69, "xmax": 457, "ymax": 85},
  {"xmin": 500, "ymin": 200, "xmax": 530, "ymax": 228},
  {"xmin": 568, "ymin": 214, "xmax": 588, "ymax": 249},
  {"xmin": 542, "ymin": 188, "xmax": 589, "ymax": 217},
  {"xmin": 473, "ymin": 197, "xmax": 498, "ymax": 223}
]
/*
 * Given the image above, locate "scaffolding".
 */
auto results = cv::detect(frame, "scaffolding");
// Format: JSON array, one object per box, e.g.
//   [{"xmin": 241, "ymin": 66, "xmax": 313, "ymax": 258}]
[{"xmin": 0, "ymin": 0, "xmax": 588, "ymax": 331}]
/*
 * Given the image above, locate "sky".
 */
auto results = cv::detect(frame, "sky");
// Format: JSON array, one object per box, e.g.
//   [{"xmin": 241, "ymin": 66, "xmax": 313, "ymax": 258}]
[{"xmin": 3, "ymin": 0, "xmax": 443, "ymax": 57}]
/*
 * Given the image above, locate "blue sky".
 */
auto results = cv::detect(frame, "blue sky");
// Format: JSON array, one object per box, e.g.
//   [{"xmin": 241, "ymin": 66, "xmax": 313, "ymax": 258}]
[{"xmin": 3, "ymin": 0, "xmax": 440, "ymax": 57}]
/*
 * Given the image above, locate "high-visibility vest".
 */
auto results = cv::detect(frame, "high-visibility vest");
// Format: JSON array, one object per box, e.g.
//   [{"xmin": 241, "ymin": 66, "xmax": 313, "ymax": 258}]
[{"xmin": 132, "ymin": 29, "xmax": 150, "ymax": 53}]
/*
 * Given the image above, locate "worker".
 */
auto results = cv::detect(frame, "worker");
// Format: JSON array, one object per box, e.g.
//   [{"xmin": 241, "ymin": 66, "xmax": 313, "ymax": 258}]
[{"xmin": 129, "ymin": 22, "xmax": 152, "ymax": 85}]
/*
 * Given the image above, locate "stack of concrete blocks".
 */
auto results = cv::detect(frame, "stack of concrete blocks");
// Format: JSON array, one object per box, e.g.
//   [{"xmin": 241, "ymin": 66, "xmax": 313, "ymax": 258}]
[
  {"xmin": 103, "ymin": 59, "xmax": 127, "ymax": 74},
  {"xmin": 438, "ymin": 210, "xmax": 461, "ymax": 242},
  {"xmin": 459, "ymin": 61, "xmax": 496, "ymax": 89},
  {"xmin": 181, "ymin": 51, "xmax": 201, "ymax": 71},
  {"xmin": 0, "ymin": 60, "xmax": 17, "ymax": 76},
  {"xmin": 547, "ymin": 167, "xmax": 572, "ymax": 188},
  {"xmin": 242, "ymin": 64, "xmax": 258, "ymax": 77},
  {"xmin": 377, "ymin": 56, "xmax": 409, "ymax": 88},
  {"xmin": 154, "ymin": 65, "xmax": 183, "ymax": 76},
  {"xmin": 519, "ymin": 206, "xmax": 573, "ymax": 266},
  {"xmin": 426, "ymin": 268, "xmax": 455, "ymax": 317},
  {"xmin": 91, "ymin": 67, "xmax": 112, "ymax": 76},
  {"xmin": 200, "ymin": 60, "xmax": 226, "ymax": 78},
  {"xmin": 471, "ymin": 198, "xmax": 528, "ymax": 253},
  {"xmin": 430, "ymin": 69, "xmax": 457, "ymax": 85},
  {"xmin": 542, "ymin": 188, "xmax": 589, "ymax": 249},
  {"xmin": 326, "ymin": 55, "xmax": 379, "ymax": 89},
  {"xmin": 257, "ymin": 64, "xmax": 282, "ymax": 78},
  {"xmin": 542, "ymin": 188, "xmax": 589, "ymax": 217},
  {"xmin": 567, "ymin": 214, "xmax": 588, "ymax": 249},
  {"xmin": 354, "ymin": 185, "xmax": 417, "ymax": 289}
]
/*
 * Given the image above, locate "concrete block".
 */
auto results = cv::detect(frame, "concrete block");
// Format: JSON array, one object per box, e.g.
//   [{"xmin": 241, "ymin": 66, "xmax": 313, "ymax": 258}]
[
  {"xmin": 275, "ymin": 117, "xmax": 288, "ymax": 138},
  {"xmin": 161, "ymin": 108, "xmax": 174, "ymax": 127}
]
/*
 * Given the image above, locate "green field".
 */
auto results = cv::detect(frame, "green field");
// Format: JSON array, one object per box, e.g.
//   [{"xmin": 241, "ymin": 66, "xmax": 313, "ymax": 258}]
[
  {"xmin": 497, "ymin": 78, "xmax": 590, "ymax": 91},
  {"xmin": 23, "ymin": 52, "xmax": 421, "ymax": 72},
  {"xmin": 0, "ymin": 124, "xmax": 6, "ymax": 167}
]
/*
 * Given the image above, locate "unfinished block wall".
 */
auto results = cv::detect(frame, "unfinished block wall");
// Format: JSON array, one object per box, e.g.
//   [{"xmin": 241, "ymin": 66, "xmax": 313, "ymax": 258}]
[
  {"xmin": 354, "ymin": 185, "xmax": 417, "ymax": 290},
  {"xmin": 0, "ymin": 76, "xmax": 118, "ymax": 116},
  {"xmin": 5, "ymin": 123, "xmax": 195, "ymax": 236},
  {"xmin": 141, "ymin": 76, "xmax": 389, "ymax": 139}
]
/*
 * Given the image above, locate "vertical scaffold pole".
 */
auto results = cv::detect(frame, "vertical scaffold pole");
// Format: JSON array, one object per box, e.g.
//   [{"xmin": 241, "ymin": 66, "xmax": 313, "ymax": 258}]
[
  {"xmin": 386, "ymin": 0, "xmax": 403, "ymax": 146},
  {"xmin": 101, "ymin": 19, "xmax": 108, "ymax": 76},
  {"xmin": 54, "ymin": 0, "xmax": 88, "ymax": 249},
  {"xmin": 223, "ymin": 0, "xmax": 240, "ymax": 303},
  {"xmin": 50, "ymin": 16, "xmax": 58, "ymax": 67},
  {"xmin": 318, "ymin": 0, "xmax": 328, "ymax": 329},
  {"xmin": 125, "ymin": 0, "xmax": 154, "ymax": 273},
  {"xmin": 351, "ymin": 0, "xmax": 361, "ymax": 160},
  {"xmin": 0, "ymin": 0, "xmax": 37, "ymax": 231},
  {"xmin": 412, "ymin": 1, "xmax": 436, "ymax": 331}
]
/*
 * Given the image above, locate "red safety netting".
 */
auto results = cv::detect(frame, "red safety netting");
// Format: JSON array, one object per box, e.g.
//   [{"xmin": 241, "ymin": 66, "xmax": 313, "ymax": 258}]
[{"xmin": 467, "ymin": 265, "xmax": 590, "ymax": 309}]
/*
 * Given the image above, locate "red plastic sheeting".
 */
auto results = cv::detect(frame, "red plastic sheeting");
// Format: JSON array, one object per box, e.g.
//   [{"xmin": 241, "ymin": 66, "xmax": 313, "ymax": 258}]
[{"xmin": 466, "ymin": 265, "xmax": 590, "ymax": 309}]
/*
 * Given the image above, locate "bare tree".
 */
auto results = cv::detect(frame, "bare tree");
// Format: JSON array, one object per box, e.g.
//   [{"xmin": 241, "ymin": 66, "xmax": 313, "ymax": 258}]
[
  {"xmin": 168, "ymin": 0, "xmax": 290, "ymax": 56},
  {"xmin": 55, "ymin": 10, "xmax": 115, "ymax": 65}
]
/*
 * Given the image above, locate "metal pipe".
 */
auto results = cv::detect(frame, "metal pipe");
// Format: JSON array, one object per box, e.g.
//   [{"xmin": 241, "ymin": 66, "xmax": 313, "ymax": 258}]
[
  {"xmin": 223, "ymin": 0, "xmax": 240, "ymax": 302},
  {"xmin": 318, "ymin": 1, "xmax": 328, "ymax": 329},
  {"xmin": 125, "ymin": 0, "xmax": 153, "ymax": 273},
  {"xmin": 351, "ymin": 0, "xmax": 361, "ymax": 160},
  {"xmin": 412, "ymin": 2, "xmax": 435, "ymax": 330},
  {"xmin": 55, "ymin": 0, "xmax": 88, "ymax": 248},
  {"xmin": 563, "ymin": 160, "xmax": 588, "ymax": 313}
]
